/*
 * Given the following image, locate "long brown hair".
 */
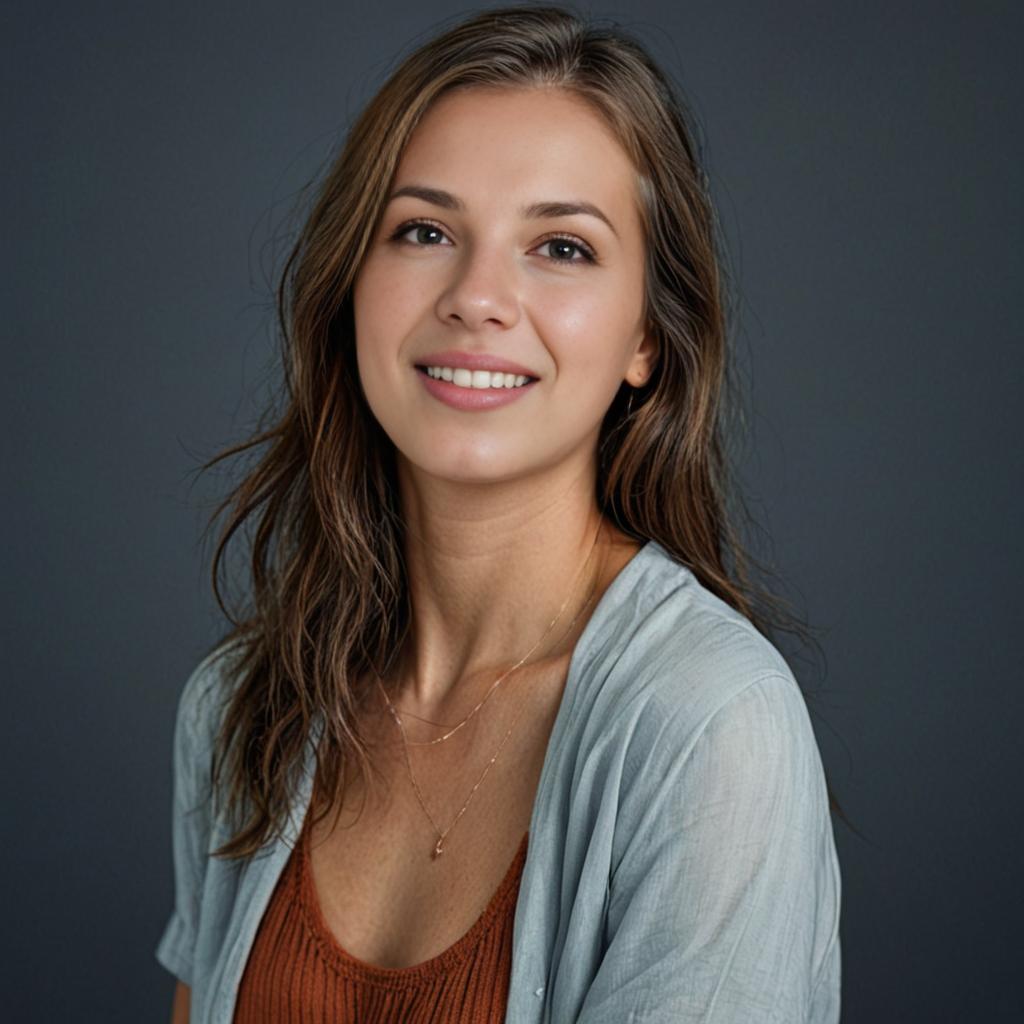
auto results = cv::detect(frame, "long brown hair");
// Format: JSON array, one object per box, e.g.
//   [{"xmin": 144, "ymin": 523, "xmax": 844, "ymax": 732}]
[{"xmin": 199, "ymin": 3, "xmax": 850, "ymax": 859}]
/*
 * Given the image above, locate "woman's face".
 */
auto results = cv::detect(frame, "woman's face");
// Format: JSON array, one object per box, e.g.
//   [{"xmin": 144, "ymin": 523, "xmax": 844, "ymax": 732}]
[{"xmin": 353, "ymin": 85, "xmax": 655, "ymax": 486}]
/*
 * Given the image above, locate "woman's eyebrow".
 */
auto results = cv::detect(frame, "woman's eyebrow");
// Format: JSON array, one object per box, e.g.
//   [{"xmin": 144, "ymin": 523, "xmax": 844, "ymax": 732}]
[{"xmin": 387, "ymin": 184, "xmax": 618, "ymax": 238}]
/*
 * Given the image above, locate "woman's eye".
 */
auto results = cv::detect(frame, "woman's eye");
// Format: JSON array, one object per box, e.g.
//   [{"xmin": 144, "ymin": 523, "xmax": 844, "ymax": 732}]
[
  {"xmin": 389, "ymin": 220, "xmax": 597, "ymax": 265},
  {"xmin": 392, "ymin": 221, "xmax": 451, "ymax": 246},
  {"xmin": 535, "ymin": 236, "xmax": 597, "ymax": 264}
]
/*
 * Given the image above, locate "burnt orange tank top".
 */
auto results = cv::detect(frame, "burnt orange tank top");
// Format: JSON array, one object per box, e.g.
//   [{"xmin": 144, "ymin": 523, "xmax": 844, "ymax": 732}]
[{"xmin": 234, "ymin": 819, "xmax": 530, "ymax": 1023}]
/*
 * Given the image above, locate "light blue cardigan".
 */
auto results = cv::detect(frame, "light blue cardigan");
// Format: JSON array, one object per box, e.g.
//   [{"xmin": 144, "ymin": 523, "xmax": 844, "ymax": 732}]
[{"xmin": 156, "ymin": 539, "xmax": 841, "ymax": 1022}]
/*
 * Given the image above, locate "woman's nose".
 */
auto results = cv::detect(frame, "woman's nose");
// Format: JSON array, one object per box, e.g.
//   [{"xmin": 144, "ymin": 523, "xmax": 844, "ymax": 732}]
[{"xmin": 434, "ymin": 242, "xmax": 521, "ymax": 332}]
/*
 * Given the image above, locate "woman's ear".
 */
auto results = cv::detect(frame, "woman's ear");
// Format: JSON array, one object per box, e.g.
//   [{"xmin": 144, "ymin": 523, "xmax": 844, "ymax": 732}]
[{"xmin": 626, "ymin": 322, "xmax": 658, "ymax": 387}]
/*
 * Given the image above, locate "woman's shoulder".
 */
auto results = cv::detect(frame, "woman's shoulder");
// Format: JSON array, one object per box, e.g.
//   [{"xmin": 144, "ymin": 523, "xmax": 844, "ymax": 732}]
[
  {"xmin": 584, "ymin": 540, "xmax": 810, "ymax": 756},
  {"xmin": 576, "ymin": 542, "xmax": 830, "ymax": 842},
  {"xmin": 171, "ymin": 638, "xmax": 246, "ymax": 760}
]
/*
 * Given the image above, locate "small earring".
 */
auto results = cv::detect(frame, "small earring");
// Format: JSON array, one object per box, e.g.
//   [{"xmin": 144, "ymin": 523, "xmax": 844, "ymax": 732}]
[{"xmin": 625, "ymin": 387, "xmax": 635, "ymax": 418}]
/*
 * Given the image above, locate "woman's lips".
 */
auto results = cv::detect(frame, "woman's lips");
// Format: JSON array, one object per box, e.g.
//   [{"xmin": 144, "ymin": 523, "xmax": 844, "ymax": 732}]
[{"xmin": 414, "ymin": 365, "xmax": 539, "ymax": 411}]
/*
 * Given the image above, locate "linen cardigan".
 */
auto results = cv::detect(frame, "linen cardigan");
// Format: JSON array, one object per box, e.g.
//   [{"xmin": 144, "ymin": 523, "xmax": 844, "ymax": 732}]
[{"xmin": 155, "ymin": 539, "xmax": 842, "ymax": 1022}]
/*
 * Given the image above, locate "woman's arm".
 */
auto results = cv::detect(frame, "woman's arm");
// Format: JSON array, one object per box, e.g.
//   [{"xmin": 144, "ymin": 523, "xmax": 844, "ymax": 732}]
[
  {"xmin": 155, "ymin": 649, "xmax": 231, "ymax": 998},
  {"xmin": 577, "ymin": 673, "xmax": 841, "ymax": 1022},
  {"xmin": 171, "ymin": 980, "xmax": 190, "ymax": 1024}
]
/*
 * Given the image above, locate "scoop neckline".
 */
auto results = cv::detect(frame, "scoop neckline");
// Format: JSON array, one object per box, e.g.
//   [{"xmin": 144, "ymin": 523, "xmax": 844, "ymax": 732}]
[{"xmin": 295, "ymin": 820, "xmax": 530, "ymax": 989}]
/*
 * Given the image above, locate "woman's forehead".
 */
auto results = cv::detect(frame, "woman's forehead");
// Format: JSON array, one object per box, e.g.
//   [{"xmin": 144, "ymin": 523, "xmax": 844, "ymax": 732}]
[{"xmin": 392, "ymin": 87, "xmax": 639, "ymax": 231}]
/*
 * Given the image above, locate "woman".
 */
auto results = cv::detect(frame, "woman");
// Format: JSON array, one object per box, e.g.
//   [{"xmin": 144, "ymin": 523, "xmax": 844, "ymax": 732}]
[{"xmin": 156, "ymin": 5, "xmax": 842, "ymax": 1022}]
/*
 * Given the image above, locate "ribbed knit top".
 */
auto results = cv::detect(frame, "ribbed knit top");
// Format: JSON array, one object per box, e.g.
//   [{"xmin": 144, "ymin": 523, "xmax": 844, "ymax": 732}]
[{"xmin": 234, "ymin": 818, "xmax": 530, "ymax": 1023}]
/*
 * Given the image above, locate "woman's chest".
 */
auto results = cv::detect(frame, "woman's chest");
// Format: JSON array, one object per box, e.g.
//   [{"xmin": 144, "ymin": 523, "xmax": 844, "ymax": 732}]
[{"xmin": 304, "ymin": 673, "xmax": 565, "ymax": 970}]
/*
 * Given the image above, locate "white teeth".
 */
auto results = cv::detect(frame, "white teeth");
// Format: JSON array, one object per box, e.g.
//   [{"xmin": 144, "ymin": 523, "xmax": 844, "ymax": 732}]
[{"xmin": 425, "ymin": 365, "xmax": 532, "ymax": 390}]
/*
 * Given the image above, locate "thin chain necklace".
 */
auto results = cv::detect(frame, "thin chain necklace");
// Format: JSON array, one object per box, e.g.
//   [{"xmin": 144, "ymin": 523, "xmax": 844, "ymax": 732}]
[
  {"xmin": 383, "ymin": 519, "xmax": 604, "ymax": 746},
  {"xmin": 374, "ymin": 523, "xmax": 607, "ymax": 860}
]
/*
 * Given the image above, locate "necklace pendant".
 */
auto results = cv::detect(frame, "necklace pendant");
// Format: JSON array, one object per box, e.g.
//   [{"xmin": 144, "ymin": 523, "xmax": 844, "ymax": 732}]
[{"xmin": 432, "ymin": 836, "xmax": 445, "ymax": 859}]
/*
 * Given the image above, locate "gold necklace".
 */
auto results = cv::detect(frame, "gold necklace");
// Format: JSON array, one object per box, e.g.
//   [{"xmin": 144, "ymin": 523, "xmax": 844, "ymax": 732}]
[
  {"xmin": 384, "ymin": 519, "xmax": 603, "ymax": 746},
  {"xmin": 374, "ymin": 523, "xmax": 607, "ymax": 859}
]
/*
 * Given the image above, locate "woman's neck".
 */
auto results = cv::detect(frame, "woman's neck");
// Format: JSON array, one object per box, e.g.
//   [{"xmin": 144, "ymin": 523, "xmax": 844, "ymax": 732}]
[{"xmin": 385, "ymin": 445, "xmax": 644, "ymax": 718}]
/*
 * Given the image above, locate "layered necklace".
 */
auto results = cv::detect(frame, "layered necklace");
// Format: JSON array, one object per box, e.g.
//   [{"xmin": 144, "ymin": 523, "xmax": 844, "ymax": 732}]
[{"xmin": 373, "ymin": 520, "xmax": 606, "ymax": 860}]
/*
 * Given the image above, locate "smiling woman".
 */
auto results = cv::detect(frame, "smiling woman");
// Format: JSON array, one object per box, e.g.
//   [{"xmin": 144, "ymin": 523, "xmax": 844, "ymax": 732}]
[
  {"xmin": 355, "ymin": 85, "xmax": 655, "ymax": 472},
  {"xmin": 155, "ymin": 5, "xmax": 842, "ymax": 1023}
]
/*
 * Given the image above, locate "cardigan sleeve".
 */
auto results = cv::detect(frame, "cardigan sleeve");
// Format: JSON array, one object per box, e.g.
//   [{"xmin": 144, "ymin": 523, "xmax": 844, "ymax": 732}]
[
  {"xmin": 576, "ymin": 672, "xmax": 841, "ymax": 1023},
  {"xmin": 154, "ymin": 646, "xmax": 231, "ymax": 987}
]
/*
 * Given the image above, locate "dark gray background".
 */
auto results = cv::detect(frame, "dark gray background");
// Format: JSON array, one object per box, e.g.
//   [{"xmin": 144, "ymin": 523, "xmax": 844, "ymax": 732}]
[{"xmin": 3, "ymin": 1, "xmax": 1020, "ymax": 1020}]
